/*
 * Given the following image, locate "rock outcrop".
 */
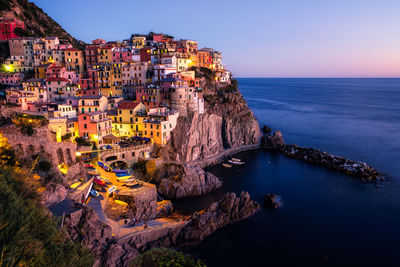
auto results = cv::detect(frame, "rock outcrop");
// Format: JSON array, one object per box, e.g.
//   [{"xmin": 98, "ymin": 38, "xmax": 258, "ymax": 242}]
[
  {"xmin": 64, "ymin": 192, "xmax": 259, "ymax": 266},
  {"xmin": 41, "ymin": 183, "xmax": 68, "ymax": 206},
  {"xmin": 162, "ymin": 78, "xmax": 261, "ymax": 163},
  {"xmin": 267, "ymin": 131, "xmax": 384, "ymax": 181},
  {"xmin": 264, "ymin": 193, "xmax": 280, "ymax": 210},
  {"xmin": 177, "ymin": 192, "xmax": 260, "ymax": 243},
  {"xmin": 63, "ymin": 207, "xmax": 113, "ymax": 266},
  {"xmin": 1, "ymin": 0, "xmax": 84, "ymax": 48},
  {"xmin": 157, "ymin": 163, "xmax": 222, "ymax": 199}
]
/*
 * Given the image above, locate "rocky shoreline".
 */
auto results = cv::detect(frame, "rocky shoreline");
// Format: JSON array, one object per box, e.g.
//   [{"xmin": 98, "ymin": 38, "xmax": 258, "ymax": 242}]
[
  {"xmin": 64, "ymin": 192, "xmax": 259, "ymax": 266},
  {"xmin": 266, "ymin": 130, "xmax": 385, "ymax": 181}
]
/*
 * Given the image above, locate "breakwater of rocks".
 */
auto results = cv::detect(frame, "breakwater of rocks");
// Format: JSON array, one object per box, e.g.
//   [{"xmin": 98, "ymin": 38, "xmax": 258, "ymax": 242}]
[{"xmin": 265, "ymin": 130, "xmax": 385, "ymax": 181}]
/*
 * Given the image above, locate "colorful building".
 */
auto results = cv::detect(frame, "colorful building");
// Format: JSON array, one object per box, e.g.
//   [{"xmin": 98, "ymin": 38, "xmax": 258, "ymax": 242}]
[
  {"xmin": 0, "ymin": 18, "xmax": 25, "ymax": 41},
  {"xmin": 78, "ymin": 111, "xmax": 112, "ymax": 145},
  {"xmin": 65, "ymin": 48, "xmax": 85, "ymax": 73}
]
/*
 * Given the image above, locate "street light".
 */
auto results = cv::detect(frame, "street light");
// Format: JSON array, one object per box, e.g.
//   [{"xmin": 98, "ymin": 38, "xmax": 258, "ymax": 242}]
[
  {"xmin": 4, "ymin": 65, "xmax": 12, "ymax": 72},
  {"xmin": 75, "ymin": 152, "xmax": 82, "ymax": 157}
]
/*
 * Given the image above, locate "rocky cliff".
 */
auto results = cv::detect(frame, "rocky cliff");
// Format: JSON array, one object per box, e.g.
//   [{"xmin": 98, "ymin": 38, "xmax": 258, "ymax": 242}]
[
  {"xmin": 64, "ymin": 192, "xmax": 259, "ymax": 266},
  {"xmin": 162, "ymin": 76, "xmax": 261, "ymax": 163},
  {"xmin": 0, "ymin": 0, "xmax": 84, "ymax": 48},
  {"xmin": 157, "ymin": 163, "xmax": 222, "ymax": 199}
]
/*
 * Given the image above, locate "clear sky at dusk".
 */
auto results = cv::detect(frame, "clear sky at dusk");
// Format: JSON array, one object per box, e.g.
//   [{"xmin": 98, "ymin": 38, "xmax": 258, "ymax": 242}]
[{"xmin": 32, "ymin": 0, "xmax": 400, "ymax": 78}]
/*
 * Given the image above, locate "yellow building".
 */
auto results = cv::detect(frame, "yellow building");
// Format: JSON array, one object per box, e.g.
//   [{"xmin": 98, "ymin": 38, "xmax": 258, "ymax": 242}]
[
  {"xmin": 97, "ymin": 47, "xmax": 112, "ymax": 63},
  {"xmin": 142, "ymin": 107, "xmax": 179, "ymax": 145},
  {"xmin": 112, "ymin": 101, "xmax": 147, "ymax": 137},
  {"xmin": 177, "ymin": 57, "xmax": 190, "ymax": 72},
  {"xmin": 34, "ymin": 64, "xmax": 49, "ymax": 79},
  {"xmin": 65, "ymin": 48, "xmax": 85, "ymax": 74},
  {"xmin": 131, "ymin": 36, "xmax": 146, "ymax": 49},
  {"xmin": 110, "ymin": 62, "xmax": 124, "ymax": 97}
]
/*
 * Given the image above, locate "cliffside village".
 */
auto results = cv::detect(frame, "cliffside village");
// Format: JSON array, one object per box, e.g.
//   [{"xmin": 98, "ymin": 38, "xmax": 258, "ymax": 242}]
[{"xmin": 0, "ymin": 18, "xmax": 231, "ymax": 147}]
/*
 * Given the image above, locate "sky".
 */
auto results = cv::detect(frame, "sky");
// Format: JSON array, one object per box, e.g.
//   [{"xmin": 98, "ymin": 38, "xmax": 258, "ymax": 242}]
[{"xmin": 32, "ymin": 0, "xmax": 400, "ymax": 78}]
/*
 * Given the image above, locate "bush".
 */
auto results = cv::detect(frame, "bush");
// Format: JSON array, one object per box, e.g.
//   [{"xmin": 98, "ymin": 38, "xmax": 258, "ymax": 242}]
[
  {"xmin": 74, "ymin": 137, "xmax": 91, "ymax": 146},
  {"xmin": 37, "ymin": 160, "xmax": 52, "ymax": 172},
  {"xmin": 0, "ymin": 166, "xmax": 93, "ymax": 266},
  {"xmin": 61, "ymin": 132, "xmax": 72, "ymax": 141},
  {"xmin": 130, "ymin": 248, "xmax": 206, "ymax": 267}
]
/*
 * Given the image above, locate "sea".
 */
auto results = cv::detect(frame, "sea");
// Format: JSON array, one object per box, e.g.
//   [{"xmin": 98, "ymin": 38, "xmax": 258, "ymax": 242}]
[{"xmin": 177, "ymin": 78, "xmax": 400, "ymax": 266}]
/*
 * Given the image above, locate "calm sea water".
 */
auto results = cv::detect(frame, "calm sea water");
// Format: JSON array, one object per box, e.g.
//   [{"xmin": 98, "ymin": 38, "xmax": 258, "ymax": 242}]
[{"xmin": 178, "ymin": 78, "xmax": 400, "ymax": 266}]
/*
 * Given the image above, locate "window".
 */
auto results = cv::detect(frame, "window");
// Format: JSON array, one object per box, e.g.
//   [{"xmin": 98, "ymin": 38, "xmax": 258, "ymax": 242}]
[{"xmin": 84, "ymin": 124, "xmax": 87, "ymax": 129}]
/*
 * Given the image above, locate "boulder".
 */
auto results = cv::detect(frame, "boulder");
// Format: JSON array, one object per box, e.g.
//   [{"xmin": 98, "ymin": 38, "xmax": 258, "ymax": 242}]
[
  {"xmin": 268, "ymin": 130, "xmax": 285, "ymax": 149},
  {"xmin": 178, "ymin": 192, "xmax": 260, "ymax": 243},
  {"xmin": 157, "ymin": 164, "xmax": 222, "ymax": 199},
  {"xmin": 264, "ymin": 193, "xmax": 280, "ymax": 210}
]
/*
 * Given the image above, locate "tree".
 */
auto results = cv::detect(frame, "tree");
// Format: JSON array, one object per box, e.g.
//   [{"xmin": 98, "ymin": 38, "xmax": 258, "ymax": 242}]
[{"xmin": 130, "ymin": 248, "xmax": 206, "ymax": 267}]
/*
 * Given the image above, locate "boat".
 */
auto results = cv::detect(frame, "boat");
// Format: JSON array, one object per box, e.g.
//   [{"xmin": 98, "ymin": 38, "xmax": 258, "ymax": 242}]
[
  {"xmin": 121, "ymin": 178, "xmax": 135, "ymax": 183},
  {"xmin": 84, "ymin": 164, "xmax": 95, "ymax": 168},
  {"xmin": 231, "ymin": 157, "xmax": 242, "ymax": 162},
  {"xmin": 70, "ymin": 182, "xmax": 81, "ymax": 189},
  {"xmin": 222, "ymin": 163, "xmax": 232, "ymax": 168},
  {"xmin": 90, "ymin": 189, "xmax": 100, "ymax": 197},
  {"xmin": 116, "ymin": 171, "xmax": 131, "ymax": 177},
  {"xmin": 117, "ymin": 175, "xmax": 132, "ymax": 182},
  {"xmin": 108, "ymin": 186, "xmax": 117, "ymax": 194},
  {"xmin": 97, "ymin": 161, "xmax": 105, "ymax": 167},
  {"xmin": 113, "ymin": 169, "xmax": 130, "ymax": 174},
  {"xmin": 228, "ymin": 160, "xmax": 245, "ymax": 165}
]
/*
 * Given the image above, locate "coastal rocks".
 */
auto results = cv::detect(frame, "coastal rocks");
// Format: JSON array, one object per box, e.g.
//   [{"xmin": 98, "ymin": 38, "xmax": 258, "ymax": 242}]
[
  {"xmin": 155, "ymin": 200, "xmax": 174, "ymax": 218},
  {"xmin": 63, "ymin": 206, "xmax": 114, "ymax": 266},
  {"xmin": 157, "ymin": 163, "xmax": 222, "ymax": 199},
  {"xmin": 64, "ymin": 192, "xmax": 259, "ymax": 266},
  {"xmin": 41, "ymin": 183, "xmax": 68, "ymax": 206},
  {"xmin": 264, "ymin": 193, "xmax": 280, "ymax": 210},
  {"xmin": 178, "ymin": 192, "xmax": 260, "ymax": 243},
  {"xmin": 267, "ymin": 130, "xmax": 285, "ymax": 149},
  {"xmin": 280, "ymin": 144, "xmax": 384, "ymax": 180}
]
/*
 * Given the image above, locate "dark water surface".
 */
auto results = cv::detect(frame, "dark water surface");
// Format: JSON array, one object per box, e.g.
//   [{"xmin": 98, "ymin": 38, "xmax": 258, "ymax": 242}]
[{"xmin": 178, "ymin": 78, "xmax": 400, "ymax": 266}]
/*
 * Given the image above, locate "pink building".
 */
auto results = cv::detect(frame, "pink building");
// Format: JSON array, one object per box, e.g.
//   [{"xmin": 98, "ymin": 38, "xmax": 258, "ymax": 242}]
[
  {"xmin": 0, "ymin": 72, "xmax": 24, "ymax": 85},
  {"xmin": 112, "ymin": 47, "xmax": 131, "ymax": 63},
  {"xmin": 78, "ymin": 111, "xmax": 112, "ymax": 145},
  {"xmin": 0, "ymin": 18, "xmax": 24, "ymax": 41}
]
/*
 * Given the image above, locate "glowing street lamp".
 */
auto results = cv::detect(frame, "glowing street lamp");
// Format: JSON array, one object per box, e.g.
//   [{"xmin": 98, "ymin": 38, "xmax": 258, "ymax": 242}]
[
  {"xmin": 75, "ymin": 152, "xmax": 82, "ymax": 157},
  {"xmin": 4, "ymin": 65, "xmax": 12, "ymax": 72}
]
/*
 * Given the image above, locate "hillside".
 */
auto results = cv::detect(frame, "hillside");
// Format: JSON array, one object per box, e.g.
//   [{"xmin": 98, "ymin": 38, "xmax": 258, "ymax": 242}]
[{"xmin": 0, "ymin": 0, "xmax": 84, "ymax": 48}]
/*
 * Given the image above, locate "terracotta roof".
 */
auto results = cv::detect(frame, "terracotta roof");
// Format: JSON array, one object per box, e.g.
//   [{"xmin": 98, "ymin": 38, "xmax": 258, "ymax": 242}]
[{"xmin": 118, "ymin": 101, "xmax": 141, "ymax": 110}]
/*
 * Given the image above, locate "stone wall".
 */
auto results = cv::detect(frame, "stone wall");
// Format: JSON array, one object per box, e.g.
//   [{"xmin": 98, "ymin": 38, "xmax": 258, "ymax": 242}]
[
  {"xmin": 1, "ymin": 125, "xmax": 77, "ymax": 166},
  {"xmin": 99, "ymin": 144, "xmax": 153, "ymax": 167}
]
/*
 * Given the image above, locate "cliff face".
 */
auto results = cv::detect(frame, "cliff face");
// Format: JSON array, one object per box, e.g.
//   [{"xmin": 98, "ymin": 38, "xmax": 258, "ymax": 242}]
[
  {"xmin": 0, "ymin": 0, "xmax": 84, "ymax": 48},
  {"xmin": 157, "ymin": 163, "xmax": 222, "ymax": 199},
  {"xmin": 163, "ymin": 77, "xmax": 261, "ymax": 163},
  {"xmin": 64, "ymin": 192, "xmax": 259, "ymax": 266}
]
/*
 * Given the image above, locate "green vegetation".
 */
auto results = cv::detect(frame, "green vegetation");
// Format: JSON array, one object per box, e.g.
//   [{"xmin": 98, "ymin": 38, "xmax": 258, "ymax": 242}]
[
  {"xmin": 130, "ymin": 248, "xmax": 206, "ymax": 267},
  {"xmin": 222, "ymin": 78, "xmax": 238, "ymax": 93},
  {"xmin": 0, "ymin": 134, "xmax": 93, "ymax": 266},
  {"xmin": 74, "ymin": 137, "xmax": 91, "ymax": 147},
  {"xmin": 12, "ymin": 113, "xmax": 48, "ymax": 136},
  {"xmin": 61, "ymin": 132, "xmax": 72, "ymax": 141},
  {"xmin": 0, "ymin": 0, "xmax": 11, "ymax": 11},
  {"xmin": 14, "ymin": 27, "xmax": 39, "ymax": 38}
]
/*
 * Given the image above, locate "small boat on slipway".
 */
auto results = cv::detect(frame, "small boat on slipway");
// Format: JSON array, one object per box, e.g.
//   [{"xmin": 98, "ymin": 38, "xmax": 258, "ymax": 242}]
[
  {"xmin": 222, "ymin": 163, "xmax": 232, "ymax": 168},
  {"xmin": 228, "ymin": 159, "xmax": 245, "ymax": 165}
]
